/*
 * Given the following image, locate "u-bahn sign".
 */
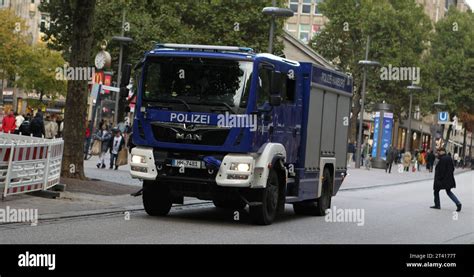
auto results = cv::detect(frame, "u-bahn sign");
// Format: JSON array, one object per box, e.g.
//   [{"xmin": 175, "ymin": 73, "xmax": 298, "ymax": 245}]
[{"xmin": 438, "ymin": 111, "xmax": 449, "ymax": 124}]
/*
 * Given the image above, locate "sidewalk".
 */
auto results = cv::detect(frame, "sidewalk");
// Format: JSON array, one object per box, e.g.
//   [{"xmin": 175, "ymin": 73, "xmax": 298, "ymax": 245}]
[
  {"xmin": 342, "ymin": 163, "xmax": 471, "ymax": 190},
  {"xmin": 84, "ymin": 155, "xmax": 141, "ymax": 186}
]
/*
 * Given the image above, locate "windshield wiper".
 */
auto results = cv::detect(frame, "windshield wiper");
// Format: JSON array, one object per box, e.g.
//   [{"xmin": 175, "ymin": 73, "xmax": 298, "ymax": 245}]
[{"xmin": 145, "ymin": 98, "xmax": 191, "ymax": 112}]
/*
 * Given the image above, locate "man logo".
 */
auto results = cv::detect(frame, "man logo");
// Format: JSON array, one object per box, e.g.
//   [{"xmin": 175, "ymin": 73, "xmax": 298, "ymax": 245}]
[{"xmin": 176, "ymin": 133, "xmax": 202, "ymax": 141}]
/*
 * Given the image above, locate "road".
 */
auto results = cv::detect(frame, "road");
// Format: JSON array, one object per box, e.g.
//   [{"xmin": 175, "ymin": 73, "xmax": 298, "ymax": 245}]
[{"xmin": 0, "ymin": 171, "xmax": 472, "ymax": 244}]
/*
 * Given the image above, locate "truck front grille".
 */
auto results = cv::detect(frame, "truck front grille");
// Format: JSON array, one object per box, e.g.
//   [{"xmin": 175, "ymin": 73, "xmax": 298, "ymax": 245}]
[{"xmin": 150, "ymin": 122, "xmax": 229, "ymax": 146}]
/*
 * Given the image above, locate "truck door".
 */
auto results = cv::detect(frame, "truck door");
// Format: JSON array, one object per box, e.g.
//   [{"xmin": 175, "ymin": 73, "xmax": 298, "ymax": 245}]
[{"xmin": 271, "ymin": 69, "xmax": 302, "ymax": 165}]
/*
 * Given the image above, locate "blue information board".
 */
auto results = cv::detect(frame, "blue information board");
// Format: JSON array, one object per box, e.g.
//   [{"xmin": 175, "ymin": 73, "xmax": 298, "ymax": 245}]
[
  {"xmin": 372, "ymin": 112, "xmax": 393, "ymax": 160},
  {"xmin": 381, "ymin": 113, "xmax": 393, "ymax": 159},
  {"xmin": 371, "ymin": 113, "xmax": 380, "ymax": 158}
]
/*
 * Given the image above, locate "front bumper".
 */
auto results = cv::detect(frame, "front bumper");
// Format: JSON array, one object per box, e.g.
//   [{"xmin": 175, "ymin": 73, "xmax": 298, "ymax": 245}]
[{"xmin": 129, "ymin": 147, "xmax": 257, "ymax": 188}]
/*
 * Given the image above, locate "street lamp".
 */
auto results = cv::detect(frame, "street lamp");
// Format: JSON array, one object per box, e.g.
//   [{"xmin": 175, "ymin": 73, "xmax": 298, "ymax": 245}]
[
  {"xmin": 432, "ymin": 89, "xmax": 446, "ymax": 151},
  {"xmin": 355, "ymin": 36, "xmax": 380, "ymax": 169},
  {"xmin": 262, "ymin": 2, "xmax": 294, "ymax": 54},
  {"xmin": 111, "ymin": 35, "xmax": 133, "ymax": 126},
  {"xmin": 405, "ymin": 83, "xmax": 422, "ymax": 152}
]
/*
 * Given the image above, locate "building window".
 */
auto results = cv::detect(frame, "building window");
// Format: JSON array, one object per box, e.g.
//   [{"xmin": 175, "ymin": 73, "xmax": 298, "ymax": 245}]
[
  {"xmin": 286, "ymin": 23, "xmax": 297, "ymax": 32},
  {"xmin": 289, "ymin": 0, "xmax": 299, "ymax": 13},
  {"xmin": 314, "ymin": 0, "xmax": 324, "ymax": 14},
  {"xmin": 302, "ymin": 0, "xmax": 311, "ymax": 14},
  {"xmin": 312, "ymin": 24, "xmax": 322, "ymax": 37},
  {"xmin": 299, "ymin": 24, "xmax": 310, "ymax": 43}
]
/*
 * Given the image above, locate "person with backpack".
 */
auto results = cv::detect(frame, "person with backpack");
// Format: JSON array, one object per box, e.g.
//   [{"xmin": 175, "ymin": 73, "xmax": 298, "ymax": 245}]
[{"xmin": 29, "ymin": 111, "xmax": 45, "ymax": 138}]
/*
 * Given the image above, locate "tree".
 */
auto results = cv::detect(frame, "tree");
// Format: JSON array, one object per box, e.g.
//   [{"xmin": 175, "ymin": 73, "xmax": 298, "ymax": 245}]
[
  {"xmin": 0, "ymin": 9, "xmax": 29, "ymax": 86},
  {"xmin": 311, "ymin": 0, "xmax": 431, "ymax": 144},
  {"xmin": 15, "ymin": 45, "xmax": 67, "ymax": 106},
  {"xmin": 40, "ymin": 0, "xmax": 285, "ymax": 179},
  {"xmin": 429, "ymin": 8, "xmax": 474, "ymax": 146},
  {"xmin": 60, "ymin": 0, "xmax": 97, "ymax": 179}
]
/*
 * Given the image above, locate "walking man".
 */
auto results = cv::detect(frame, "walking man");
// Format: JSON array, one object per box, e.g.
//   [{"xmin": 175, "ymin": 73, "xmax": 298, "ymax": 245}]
[
  {"xmin": 427, "ymin": 149, "xmax": 435, "ymax": 173},
  {"xmin": 430, "ymin": 147, "xmax": 462, "ymax": 212},
  {"xmin": 94, "ymin": 124, "xmax": 112, "ymax": 169},
  {"xmin": 385, "ymin": 146, "xmax": 394, "ymax": 173}
]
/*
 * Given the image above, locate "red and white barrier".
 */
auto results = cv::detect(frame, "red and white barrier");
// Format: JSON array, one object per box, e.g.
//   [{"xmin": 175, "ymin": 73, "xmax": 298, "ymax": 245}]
[{"xmin": 0, "ymin": 133, "xmax": 64, "ymax": 198}]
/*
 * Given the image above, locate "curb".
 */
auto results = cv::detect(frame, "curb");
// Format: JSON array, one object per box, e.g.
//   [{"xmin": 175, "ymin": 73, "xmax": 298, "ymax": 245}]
[{"xmin": 341, "ymin": 169, "xmax": 471, "ymax": 191}]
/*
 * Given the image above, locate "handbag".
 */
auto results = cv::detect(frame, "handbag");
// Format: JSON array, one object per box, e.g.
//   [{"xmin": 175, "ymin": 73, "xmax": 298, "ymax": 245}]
[
  {"xmin": 117, "ymin": 147, "xmax": 128, "ymax": 166},
  {"xmin": 91, "ymin": 140, "xmax": 102, "ymax": 156}
]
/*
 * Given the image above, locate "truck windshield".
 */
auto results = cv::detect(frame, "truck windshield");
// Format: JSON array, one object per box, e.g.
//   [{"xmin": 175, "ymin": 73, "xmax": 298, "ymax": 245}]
[{"xmin": 142, "ymin": 57, "xmax": 253, "ymax": 110}]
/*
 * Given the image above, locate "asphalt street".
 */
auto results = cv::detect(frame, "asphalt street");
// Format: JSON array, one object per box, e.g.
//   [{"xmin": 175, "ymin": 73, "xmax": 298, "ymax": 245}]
[{"xmin": 0, "ymin": 171, "xmax": 472, "ymax": 244}]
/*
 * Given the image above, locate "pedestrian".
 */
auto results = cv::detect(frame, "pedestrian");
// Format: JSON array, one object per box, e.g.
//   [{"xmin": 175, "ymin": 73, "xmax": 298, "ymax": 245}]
[
  {"xmin": 109, "ymin": 128, "xmax": 125, "ymax": 170},
  {"xmin": 1, "ymin": 111, "xmax": 16, "ymax": 134},
  {"xmin": 385, "ymin": 146, "xmax": 395, "ymax": 173},
  {"xmin": 18, "ymin": 115, "xmax": 31, "ymax": 136},
  {"xmin": 347, "ymin": 141, "xmax": 355, "ymax": 167},
  {"xmin": 393, "ymin": 147, "xmax": 399, "ymax": 164},
  {"xmin": 430, "ymin": 147, "xmax": 462, "ymax": 212},
  {"xmin": 93, "ymin": 124, "xmax": 112, "ymax": 169},
  {"xmin": 453, "ymin": 152, "xmax": 459, "ymax": 167},
  {"xmin": 44, "ymin": 115, "xmax": 58, "ymax": 139},
  {"xmin": 14, "ymin": 112, "xmax": 24, "ymax": 134},
  {"xmin": 403, "ymin": 150, "xmax": 412, "ymax": 172},
  {"xmin": 427, "ymin": 149, "xmax": 435, "ymax": 173},
  {"xmin": 29, "ymin": 110, "xmax": 46, "ymax": 138}
]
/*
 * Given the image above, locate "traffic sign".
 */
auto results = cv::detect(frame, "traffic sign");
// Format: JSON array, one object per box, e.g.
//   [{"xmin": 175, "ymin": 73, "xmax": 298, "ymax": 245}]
[{"xmin": 438, "ymin": 111, "xmax": 449, "ymax": 124}]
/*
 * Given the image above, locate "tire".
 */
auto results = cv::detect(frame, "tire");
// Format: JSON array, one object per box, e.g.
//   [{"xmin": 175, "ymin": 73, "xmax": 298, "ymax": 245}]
[
  {"xmin": 293, "ymin": 168, "xmax": 332, "ymax": 216},
  {"xmin": 249, "ymin": 169, "xmax": 280, "ymax": 225},
  {"xmin": 213, "ymin": 199, "xmax": 246, "ymax": 210},
  {"xmin": 142, "ymin": 180, "xmax": 172, "ymax": 216}
]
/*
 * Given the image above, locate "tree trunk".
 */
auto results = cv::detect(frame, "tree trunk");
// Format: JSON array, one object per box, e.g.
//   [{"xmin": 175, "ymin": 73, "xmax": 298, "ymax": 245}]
[{"xmin": 60, "ymin": 0, "xmax": 97, "ymax": 179}]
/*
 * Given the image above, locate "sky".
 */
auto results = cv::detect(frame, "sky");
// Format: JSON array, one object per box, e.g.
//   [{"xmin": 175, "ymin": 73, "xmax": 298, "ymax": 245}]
[{"xmin": 466, "ymin": 0, "xmax": 474, "ymax": 11}]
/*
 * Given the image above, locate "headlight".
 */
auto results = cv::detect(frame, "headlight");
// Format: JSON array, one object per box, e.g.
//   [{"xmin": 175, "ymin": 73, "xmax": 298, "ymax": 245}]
[
  {"xmin": 230, "ymin": 162, "xmax": 251, "ymax": 172},
  {"xmin": 131, "ymin": 155, "xmax": 146, "ymax": 164}
]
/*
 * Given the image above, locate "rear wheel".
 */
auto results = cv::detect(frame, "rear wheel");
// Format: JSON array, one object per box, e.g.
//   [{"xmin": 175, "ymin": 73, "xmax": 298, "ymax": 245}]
[
  {"xmin": 249, "ymin": 169, "xmax": 280, "ymax": 225},
  {"xmin": 213, "ymin": 198, "xmax": 246, "ymax": 210},
  {"xmin": 143, "ymin": 180, "xmax": 172, "ymax": 216},
  {"xmin": 293, "ymin": 168, "xmax": 332, "ymax": 216}
]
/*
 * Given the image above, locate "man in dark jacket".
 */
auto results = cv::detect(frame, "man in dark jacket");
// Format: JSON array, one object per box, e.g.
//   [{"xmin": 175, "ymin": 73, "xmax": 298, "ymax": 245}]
[
  {"xmin": 385, "ymin": 146, "xmax": 395, "ymax": 173},
  {"xmin": 430, "ymin": 147, "xmax": 461, "ymax": 212},
  {"xmin": 29, "ymin": 111, "xmax": 45, "ymax": 138},
  {"xmin": 426, "ymin": 149, "xmax": 436, "ymax": 173}
]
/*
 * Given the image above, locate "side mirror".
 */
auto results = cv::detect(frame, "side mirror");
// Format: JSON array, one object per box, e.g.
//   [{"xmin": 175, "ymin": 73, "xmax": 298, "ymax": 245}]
[
  {"xmin": 120, "ymin": 63, "xmax": 132, "ymax": 88},
  {"xmin": 270, "ymin": 95, "xmax": 282, "ymax": 106}
]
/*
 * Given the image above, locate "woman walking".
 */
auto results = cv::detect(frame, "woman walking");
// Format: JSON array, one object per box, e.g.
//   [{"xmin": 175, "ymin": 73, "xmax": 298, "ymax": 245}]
[{"xmin": 93, "ymin": 124, "xmax": 112, "ymax": 169}]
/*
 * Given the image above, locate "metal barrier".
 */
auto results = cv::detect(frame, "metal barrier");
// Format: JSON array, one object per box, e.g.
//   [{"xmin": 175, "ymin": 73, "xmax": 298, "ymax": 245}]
[{"xmin": 0, "ymin": 133, "xmax": 64, "ymax": 198}]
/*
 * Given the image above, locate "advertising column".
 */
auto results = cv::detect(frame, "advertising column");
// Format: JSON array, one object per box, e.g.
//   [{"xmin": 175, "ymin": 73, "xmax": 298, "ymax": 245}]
[{"xmin": 372, "ymin": 103, "xmax": 394, "ymax": 169}]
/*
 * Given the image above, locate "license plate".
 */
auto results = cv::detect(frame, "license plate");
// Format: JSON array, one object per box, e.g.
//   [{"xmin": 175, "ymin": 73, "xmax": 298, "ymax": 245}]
[{"xmin": 171, "ymin": 159, "xmax": 202, "ymax": 169}]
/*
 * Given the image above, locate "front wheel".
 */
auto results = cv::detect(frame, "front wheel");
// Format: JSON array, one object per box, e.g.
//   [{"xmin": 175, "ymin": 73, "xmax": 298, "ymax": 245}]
[
  {"xmin": 249, "ymin": 169, "xmax": 280, "ymax": 225},
  {"xmin": 143, "ymin": 180, "xmax": 172, "ymax": 216}
]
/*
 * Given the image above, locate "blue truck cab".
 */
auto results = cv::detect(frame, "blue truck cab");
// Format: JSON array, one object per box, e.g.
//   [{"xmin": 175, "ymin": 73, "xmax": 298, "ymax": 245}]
[{"xmin": 129, "ymin": 44, "xmax": 353, "ymax": 225}]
